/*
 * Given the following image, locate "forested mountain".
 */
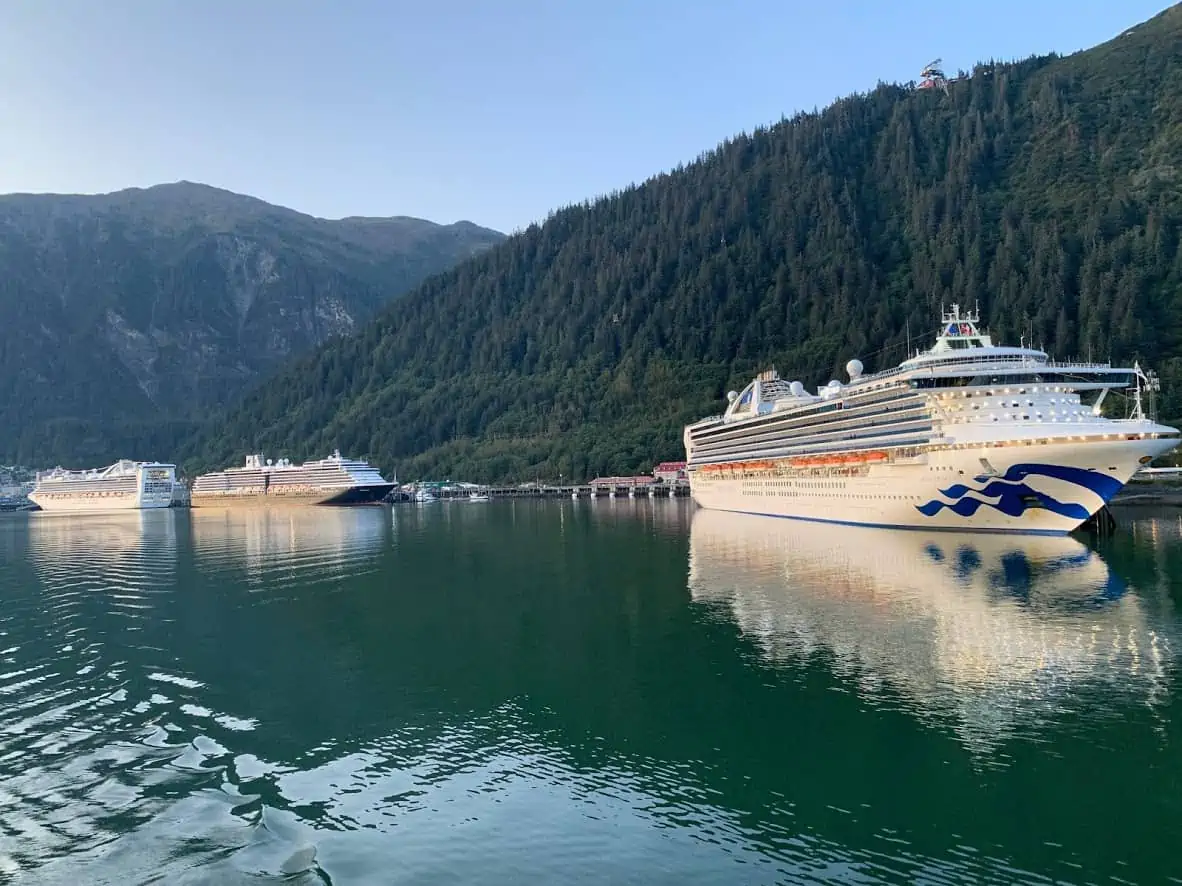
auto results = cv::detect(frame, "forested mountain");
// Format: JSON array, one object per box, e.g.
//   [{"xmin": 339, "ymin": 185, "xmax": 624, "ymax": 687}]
[
  {"xmin": 0, "ymin": 182, "xmax": 502, "ymax": 464},
  {"xmin": 189, "ymin": 4, "xmax": 1182, "ymax": 482},
  {"xmin": 149, "ymin": 7, "xmax": 1182, "ymax": 479}
]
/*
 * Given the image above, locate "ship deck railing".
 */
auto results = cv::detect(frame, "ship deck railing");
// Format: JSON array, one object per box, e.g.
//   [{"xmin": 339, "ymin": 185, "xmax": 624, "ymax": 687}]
[{"xmin": 845, "ymin": 356, "xmax": 1118, "ymax": 387}]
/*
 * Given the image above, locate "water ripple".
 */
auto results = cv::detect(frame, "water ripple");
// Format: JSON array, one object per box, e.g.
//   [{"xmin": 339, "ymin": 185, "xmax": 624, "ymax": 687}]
[
  {"xmin": 0, "ymin": 503, "xmax": 1179, "ymax": 884},
  {"xmin": 189, "ymin": 506, "xmax": 389, "ymax": 593}
]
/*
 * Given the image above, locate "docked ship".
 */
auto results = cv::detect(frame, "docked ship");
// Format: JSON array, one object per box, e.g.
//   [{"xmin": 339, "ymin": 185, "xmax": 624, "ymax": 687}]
[
  {"xmin": 684, "ymin": 305, "xmax": 1180, "ymax": 533},
  {"xmin": 190, "ymin": 450, "xmax": 395, "ymax": 506},
  {"xmin": 28, "ymin": 460, "xmax": 177, "ymax": 513}
]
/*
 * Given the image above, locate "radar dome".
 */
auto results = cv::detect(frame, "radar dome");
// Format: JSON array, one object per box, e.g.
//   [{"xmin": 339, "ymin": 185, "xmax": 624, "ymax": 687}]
[
  {"xmin": 789, "ymin": 381, "xmax": 805, "ymax": 397},
  {"xmin": 827, "ymin": 379, "xmax": 842, "ymax": 389},
  {"xmin": 846, "ymin": 359, "xmax": 864, "ymax": 380},
  {"xmin": 726, "ymin": 390, "xmax": 739, "ymax": 403}
]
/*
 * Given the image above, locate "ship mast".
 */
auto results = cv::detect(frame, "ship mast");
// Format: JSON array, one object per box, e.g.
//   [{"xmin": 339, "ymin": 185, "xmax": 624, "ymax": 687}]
[{"xmin": 1129, "ymin": 362, "xmax": 1161, "ymax": 422}]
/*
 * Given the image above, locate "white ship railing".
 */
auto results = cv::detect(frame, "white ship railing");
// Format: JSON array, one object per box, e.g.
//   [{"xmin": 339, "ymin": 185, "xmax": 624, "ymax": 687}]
[{"xmin": 854, "ymin": 356, "xmax": 1117, "ymax": 386}]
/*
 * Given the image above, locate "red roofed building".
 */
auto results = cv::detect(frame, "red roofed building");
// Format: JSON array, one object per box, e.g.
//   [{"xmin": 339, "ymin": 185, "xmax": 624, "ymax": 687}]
[{"xmin": 652, "ymin": 461, "xmax": 687, "ymax": 483}]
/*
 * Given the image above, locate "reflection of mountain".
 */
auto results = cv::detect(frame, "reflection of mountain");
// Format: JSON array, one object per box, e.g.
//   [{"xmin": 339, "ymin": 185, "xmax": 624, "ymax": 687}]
[
  {"xmin": 688, "ymin": 510, "xmax": 1171, "ymax": 751},
  {"xmin": 26, "ymin": 509, "xmax": 178, "ymax": 591},
  {"xmin": 189, "ymin": 506, "xmax": 389, "ymax": 587}
]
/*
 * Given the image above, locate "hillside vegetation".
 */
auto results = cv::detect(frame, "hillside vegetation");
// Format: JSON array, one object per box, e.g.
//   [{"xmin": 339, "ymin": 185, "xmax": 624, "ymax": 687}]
[
  {"xmin": 199, "ymin": 6, "xmax": 1182, "ymax": 478},
  {"xmin": 0, "ymin": 183, "xmax": 502, "ymax": 465}
]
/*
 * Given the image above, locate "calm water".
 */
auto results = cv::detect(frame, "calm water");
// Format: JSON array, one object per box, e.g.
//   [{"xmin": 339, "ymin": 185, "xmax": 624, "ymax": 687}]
[{"xmin": 0, "ymin": 500, "xmax": 1180, "ymax": 885}]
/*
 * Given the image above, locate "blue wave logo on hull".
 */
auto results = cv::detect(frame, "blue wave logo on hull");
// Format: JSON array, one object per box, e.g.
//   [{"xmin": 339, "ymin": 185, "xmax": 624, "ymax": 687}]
[{"xmin": 915, "ymin": 463, "xmax": 1122, "ymax": 520}]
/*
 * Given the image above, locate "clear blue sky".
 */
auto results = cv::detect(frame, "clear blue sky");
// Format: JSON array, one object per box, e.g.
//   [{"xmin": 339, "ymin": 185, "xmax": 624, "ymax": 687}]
[{"xmin": 0, "ymin": 0, "xmax": 1171, "ymax": 232}]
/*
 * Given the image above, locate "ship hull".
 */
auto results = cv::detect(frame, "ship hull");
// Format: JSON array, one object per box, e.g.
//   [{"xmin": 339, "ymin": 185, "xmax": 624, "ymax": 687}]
[
  {"xmin": 688, "ymin": 438, "xmax": 1176, "ymax": 534},
  {"xmin": 190, "ymin": 483, "xmax": 394, "ymax": 508},
  {"xmin": 27, "ymin": 492, "xmax": 172, "ymax": 513}
]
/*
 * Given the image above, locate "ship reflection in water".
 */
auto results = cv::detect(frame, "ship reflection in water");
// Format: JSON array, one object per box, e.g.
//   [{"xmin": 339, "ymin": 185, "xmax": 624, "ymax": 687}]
[
  {"xmin": 189, "ymin": 505, "xmax": 390, "ymax": 588},
  {"xmin": 687, "ymin": 510, "xmax": 1172, "ymax": 754},
  {"xmin": 26, "ymin": 509, "xmax": 178, "ymax": 593}
]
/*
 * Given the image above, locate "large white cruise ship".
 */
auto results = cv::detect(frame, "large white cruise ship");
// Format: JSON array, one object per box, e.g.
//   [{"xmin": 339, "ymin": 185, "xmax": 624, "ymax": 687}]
[
  {"xmin": 190, "ymin": 450, "xmax": 395, "ymax": 506},
  {"xmin": 684, "ymin": 305, "xmax": 1179, "ymax": 533},
  {"xmin": 28, "ymin": 460, "xmax": 177, "ymax": 513}
]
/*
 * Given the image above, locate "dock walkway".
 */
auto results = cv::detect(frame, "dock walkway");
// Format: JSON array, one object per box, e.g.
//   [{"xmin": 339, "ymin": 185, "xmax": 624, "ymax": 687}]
[{"xmin": 396, "ymin": 482, "xmax": 690, "ymax": 502}]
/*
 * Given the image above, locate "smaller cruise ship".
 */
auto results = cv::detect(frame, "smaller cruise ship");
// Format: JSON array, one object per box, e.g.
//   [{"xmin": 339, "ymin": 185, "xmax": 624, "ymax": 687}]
[
  {"xmin": 190, "ymin": 451, "xmax": 394, "ymax": 506},
  {"xmin": 29, "ymin": 461, "xmax": 177, "ymax": 513}
]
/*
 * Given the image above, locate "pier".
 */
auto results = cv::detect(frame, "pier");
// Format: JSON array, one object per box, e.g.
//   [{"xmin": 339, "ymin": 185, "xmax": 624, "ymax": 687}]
[{"xmin": 394, "ymin": 481, "xmax": 691, "ymax": 502}]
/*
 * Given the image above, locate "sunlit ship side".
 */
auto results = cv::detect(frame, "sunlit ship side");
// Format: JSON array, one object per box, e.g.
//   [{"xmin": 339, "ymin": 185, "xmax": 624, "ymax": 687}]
[
  {"xmin": 28, "ymin": 460, "xmax": 177, "ymax": 513},
  {"xmin": 190, "ymin": 450, "xmax": 394, "ymax": 507},
  {"xmin": 683, "ymin": 305, "xmax": 1180, "ymax": 534}
]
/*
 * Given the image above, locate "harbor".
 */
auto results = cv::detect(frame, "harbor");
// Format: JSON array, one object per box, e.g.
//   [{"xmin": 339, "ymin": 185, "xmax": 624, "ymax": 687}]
[
  {"xmin": 6, "ymin": 455, "xmax": 1182, "ymax": 512},
  {"xmin": 4, "ymin": 496, "xmax": 1182, "ymax": 885},
  {"xmin": 2, "ymin": 6, "xmax": 1181, "ymax": 883}
]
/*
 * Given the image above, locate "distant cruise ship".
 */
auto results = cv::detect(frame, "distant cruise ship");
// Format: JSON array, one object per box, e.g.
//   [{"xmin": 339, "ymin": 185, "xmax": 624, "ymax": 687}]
[
  {"xmin": 29, "ymin": 460, "xmax": 177, "ymax": 513},
  {"xmin": 190, "ymin": 451, "xmax": 395, "ymax": 506},
  {"xmin": 683, "ymin": 305, "xmax": 1179, "ymax": 533}
]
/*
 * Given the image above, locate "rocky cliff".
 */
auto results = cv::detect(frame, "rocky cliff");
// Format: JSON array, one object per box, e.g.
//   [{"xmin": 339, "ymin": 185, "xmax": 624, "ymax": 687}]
[{"xmin": 0, "ymin": 182, "xmax": 502, "ymax": 464}]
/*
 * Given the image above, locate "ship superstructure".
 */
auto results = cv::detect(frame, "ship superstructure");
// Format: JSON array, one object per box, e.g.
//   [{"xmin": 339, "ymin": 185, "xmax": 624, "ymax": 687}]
[
  {"xmin": 190, "ymin": 450, "xmax": 394, "ymax": 506},
  {"xmin": 683, "ymin": 305, "xmax": 1179, "ymax": 533},
  {"xmin": 29, "ymin": 460, "xmax": 176, "ymax": 513}
]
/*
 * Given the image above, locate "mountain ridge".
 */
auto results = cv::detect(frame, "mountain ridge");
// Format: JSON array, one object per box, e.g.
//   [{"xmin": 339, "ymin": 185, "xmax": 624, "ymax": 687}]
[{"xmin": 0, "ymin": 182, "xmax": 503, "ymax": 464}]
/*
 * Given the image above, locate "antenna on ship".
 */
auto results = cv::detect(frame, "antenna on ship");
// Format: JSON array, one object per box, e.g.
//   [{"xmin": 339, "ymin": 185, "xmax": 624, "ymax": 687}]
[
  {"xmin": 1131, "ymin": 361, "xmax": 1146, "ymax": 421},
  {"xmin": 1129, "ymin": 362, "xmax": 1161, "ymax": 422}
]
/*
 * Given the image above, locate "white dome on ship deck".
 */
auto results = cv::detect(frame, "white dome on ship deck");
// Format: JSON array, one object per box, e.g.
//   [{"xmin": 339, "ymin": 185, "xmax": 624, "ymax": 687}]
[
  {"xmin": 789, "ymin": 381, "xmax": 805, "ymax": 397},
  {"xmin": 846, "ymin": 359, "xmax": 863, "ymax": 380}
]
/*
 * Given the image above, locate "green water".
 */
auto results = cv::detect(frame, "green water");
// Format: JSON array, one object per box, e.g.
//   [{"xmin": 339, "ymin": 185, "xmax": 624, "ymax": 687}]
[{"xmin": 0, "ymin": 500, "xmax": 1180, "ymax": 885}]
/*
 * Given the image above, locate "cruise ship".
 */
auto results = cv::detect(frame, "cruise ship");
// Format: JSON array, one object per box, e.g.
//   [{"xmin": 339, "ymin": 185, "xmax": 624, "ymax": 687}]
[
  {"xmin": 683, "ymin": 305, "xmax": 1179, "ymax": 533},
  {"xmin": 28, "ymin": 460, "xmax": 177, "ymax": 513},
  {"xmin": 190, "ymin": 450, "xmax": 395, "ymax": 506}
]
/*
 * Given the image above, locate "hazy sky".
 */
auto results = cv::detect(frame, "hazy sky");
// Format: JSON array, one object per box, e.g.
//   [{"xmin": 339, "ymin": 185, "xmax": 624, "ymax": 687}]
[{"xmin": 0, "ymin": 0, "xmax": 1169, "ymax": 232}]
